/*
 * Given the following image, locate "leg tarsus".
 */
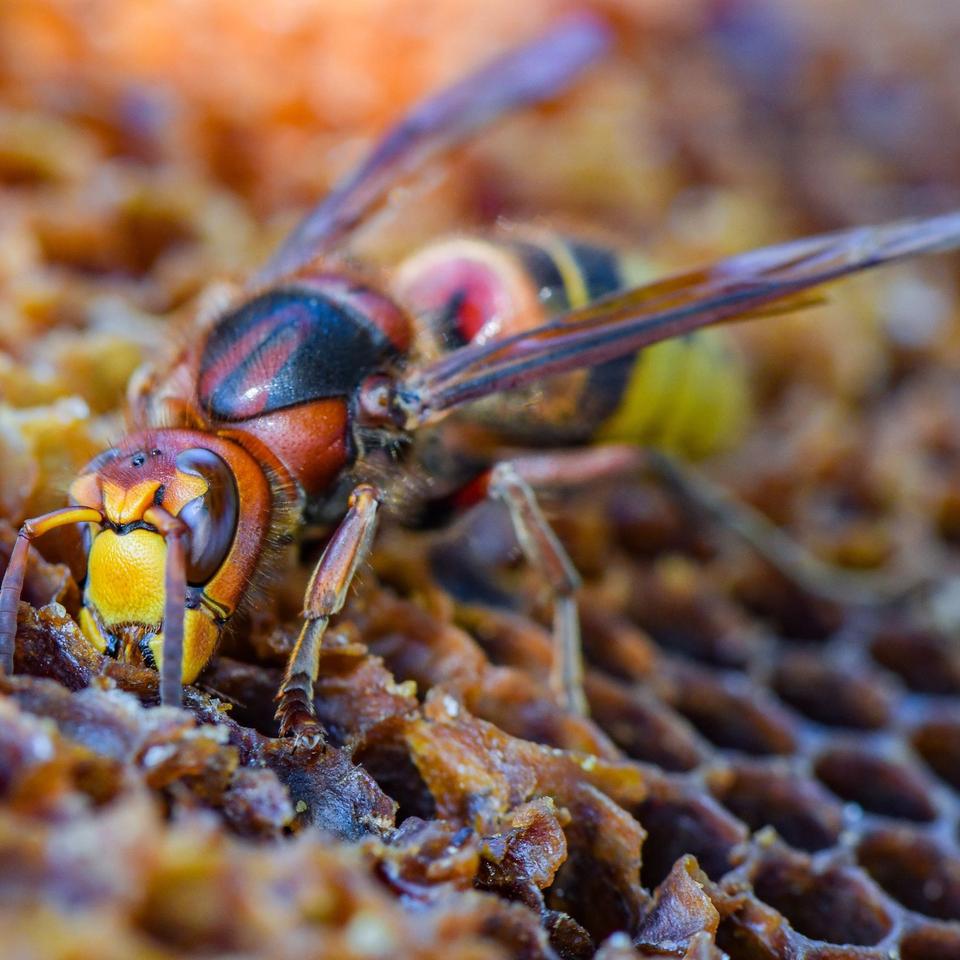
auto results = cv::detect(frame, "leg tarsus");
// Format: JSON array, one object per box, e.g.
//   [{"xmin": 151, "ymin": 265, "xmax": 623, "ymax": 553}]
[
  {"xmin": 552, "ymin": 593, "xmax": 586, "ymax": 715},
  {"xmin": 275, "ymin": 617, "xmax": 328, "ymax": 742}
]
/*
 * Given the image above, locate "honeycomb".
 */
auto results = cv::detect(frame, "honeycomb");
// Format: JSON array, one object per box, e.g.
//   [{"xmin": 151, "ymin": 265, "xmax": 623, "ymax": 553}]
[{"xmin": 2, "ymin": 2, "xmax": 960, "ymax": 958}]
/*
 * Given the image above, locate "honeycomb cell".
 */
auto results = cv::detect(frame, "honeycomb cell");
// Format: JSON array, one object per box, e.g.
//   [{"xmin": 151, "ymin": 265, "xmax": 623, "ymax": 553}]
[
  {"xmin": 900, "ymin": 924, "xmax": 960, "ymax": 960},
  {"xmin": 579, "ymin": 603, "xmax": 657, "ymax": 684},
  {"xmin": 664, "ymin": 669, "xmax": 798, "ymax": 756},
  {"xmin": 586, "ymin": 674, "xmax": 706, "ymax": 772},
  {"xmin": 636, "ymin": 787, "xmax": 748, "ymax": 889},
  {"xmin": 0, "ymin": 112, "xmax": 98, "ymax": 187},
  {"xmin": 33, "ymin": 188, "xmax": 200, "ymax": 278},
  {"xmin": 814, "ymin": 748, "xmax": 938, "ymax": 822},
  {"xmin": 732, "ymin": 566, "xmax": 844, "ymax": 643},
  {"xmin": 353, "ymin": 740, "xmax": 437, "ymax": 824},
  {"xmin": 624, "ymin": 558, "xmax": 758, "ymax": 668},
  {"xmin": 609, "ymin": 483, "xmax": 700, "ymax": 559},
  {"xmin": 708, "ymin": 763, "xmax": 843, "ymax": 851},
  {"xmin": 900, "ymin": 925, "xmax": 960, "ymax": 960},
  {"xmin": 751, "ymin": 856, "xmax": 894, "ymax": 946},
  {"xmin": 911, "ymin": 718, "xmax": 960, "ymax": 793},
  {"xmin": 870, "ymin": 626, "xmax": 960, "ymax": 694},
  {"xmin": 771, "ymin": 653, "xmax": 892, "ymax": 730},
  {"xmin": 857, "ymin": 829, "xmax": 960, "ymax": 921}
]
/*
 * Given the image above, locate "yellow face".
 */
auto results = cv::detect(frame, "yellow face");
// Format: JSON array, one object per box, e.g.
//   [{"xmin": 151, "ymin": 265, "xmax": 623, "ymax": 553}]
[
  {"xmin": 69, "ymin": 435, "xmax": 244, "ymax": 685},
  {"xmin": 78, "ymin": 528, "xmax": 220, "ymax": 683}
]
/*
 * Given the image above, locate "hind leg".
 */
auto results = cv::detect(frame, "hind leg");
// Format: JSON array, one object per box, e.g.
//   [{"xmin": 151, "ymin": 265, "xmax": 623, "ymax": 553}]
[
  {"xmin": 500, "ymin": 445, "xmax": 922, "ymax": 607},
  {"xmin": 487, "ymin": 462, "xmax": 585, "ymax": 714}
]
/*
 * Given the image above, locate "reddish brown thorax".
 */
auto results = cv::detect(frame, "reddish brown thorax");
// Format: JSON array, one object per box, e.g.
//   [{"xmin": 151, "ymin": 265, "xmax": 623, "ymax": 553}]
[{"xmin": 134, "ymin": 275, "xmax": 412, "ymax": 501}]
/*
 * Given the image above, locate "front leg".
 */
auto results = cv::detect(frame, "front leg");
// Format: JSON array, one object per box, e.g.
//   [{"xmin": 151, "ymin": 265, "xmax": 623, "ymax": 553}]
[{"xmin": 275, "ymin": 484, "xmax": 381, "ymax": 746}]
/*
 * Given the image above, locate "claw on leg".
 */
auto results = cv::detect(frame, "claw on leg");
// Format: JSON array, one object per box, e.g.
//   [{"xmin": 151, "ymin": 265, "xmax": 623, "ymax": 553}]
[{"xmin": 275, "ymin": 617, "xmax": 327, "ymax": 742}]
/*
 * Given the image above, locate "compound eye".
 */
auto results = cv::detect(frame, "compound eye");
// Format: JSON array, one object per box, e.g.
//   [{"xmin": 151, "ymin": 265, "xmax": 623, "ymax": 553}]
[
  {"xmin": 175, "ymin": 448, "xmax": 239, "ymax": 585},
  {"xmin": 82, "ymin": 447, "xmax": 121, "ymax": 475}
]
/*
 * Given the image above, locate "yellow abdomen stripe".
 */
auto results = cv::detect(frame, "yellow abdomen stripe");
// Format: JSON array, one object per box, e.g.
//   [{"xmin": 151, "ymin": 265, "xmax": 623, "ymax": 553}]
[{"xmin": 595, "ymin": 255, "xmax": 751, "ymax": 458}]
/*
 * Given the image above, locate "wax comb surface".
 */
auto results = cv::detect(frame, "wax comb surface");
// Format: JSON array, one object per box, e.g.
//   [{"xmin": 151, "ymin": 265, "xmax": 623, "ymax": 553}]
[{"xmin": 2, "ymin": 3, "xmax": 960, "ymax": 958}]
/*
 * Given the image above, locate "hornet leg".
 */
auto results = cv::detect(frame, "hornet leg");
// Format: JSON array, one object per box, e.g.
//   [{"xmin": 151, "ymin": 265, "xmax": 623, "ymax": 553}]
[
  {"xmin": 487, "ymin": 462, "xmax": 585, "ymax": 715},
  {"xmin": 501, "ymin": 445, "xmax": 923, "ymax": 608},
  {"xmin": 275, "ymin": 484, "xmax": 381, "ymax": 747},
  {"xmin": 644, "ymin": 448, "xmax": 923, "ymax": 607},
  {"xmin": 481, "ymin": 441, "xmax": 925, "ymax": 716}
]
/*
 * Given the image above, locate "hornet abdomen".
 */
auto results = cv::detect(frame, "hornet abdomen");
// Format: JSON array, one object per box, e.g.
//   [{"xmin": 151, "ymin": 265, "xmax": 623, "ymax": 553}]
[{"xmin": 393, "ymin": 231, "xmax": 750, "ymax": 459}]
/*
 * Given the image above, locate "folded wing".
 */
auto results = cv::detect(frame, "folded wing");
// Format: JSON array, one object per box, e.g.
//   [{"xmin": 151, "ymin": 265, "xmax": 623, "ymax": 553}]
[{"xmin": 400, "ymin": 211, "xmax": 960, "ymax": 423}]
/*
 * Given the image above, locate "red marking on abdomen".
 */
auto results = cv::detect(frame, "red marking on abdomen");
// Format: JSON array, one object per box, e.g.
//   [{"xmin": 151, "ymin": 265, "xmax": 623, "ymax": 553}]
[{"xmin": 399, "ymin": 254, "xmax": 512, "ymax": 345}]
